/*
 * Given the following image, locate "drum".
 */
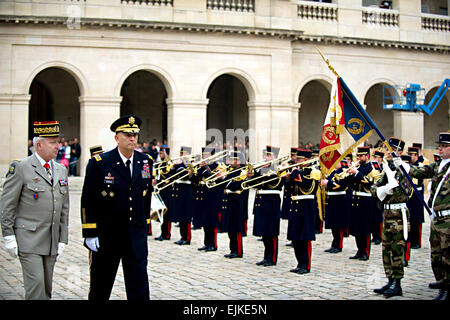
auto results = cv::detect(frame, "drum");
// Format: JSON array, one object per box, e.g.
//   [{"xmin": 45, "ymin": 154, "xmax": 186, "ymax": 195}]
[{"xmin": 150, "ymin": 192, "xmax": 167, "ymax": 222}]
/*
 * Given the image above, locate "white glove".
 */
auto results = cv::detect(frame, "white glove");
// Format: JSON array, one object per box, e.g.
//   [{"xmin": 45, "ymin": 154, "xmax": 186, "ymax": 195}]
[
  {"xmin": 56, "ymin": 242, "xmax": 65, "ymax": 260},
  {"xmin": 393, "ymin": 157, "xmax": 411, "ymax": 173},
  {"xmin": 384, "ymin": 164, "xmax": 399, "ymax": 189},
  {"xmin": 4, "ymin": 235, "xmax": 18, "ymax": 259},
  {"xmin": 376, "ymin": 185, "xmax": 394, "ymax": 201},
  {"xmin": 85, "ymin": 237, "xmax": 100, "ymax": 252}
]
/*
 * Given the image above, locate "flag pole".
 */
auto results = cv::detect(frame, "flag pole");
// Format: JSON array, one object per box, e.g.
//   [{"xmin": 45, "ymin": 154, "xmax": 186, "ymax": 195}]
[{"xmin": 316, "ymin": 47, "xmax": 433, "ymax": 216}]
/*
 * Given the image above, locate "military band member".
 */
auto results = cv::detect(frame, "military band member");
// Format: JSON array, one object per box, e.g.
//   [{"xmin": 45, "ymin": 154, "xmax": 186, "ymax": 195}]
[
  {"xmin": 394, "ymin": 132, "xmax": 450, "ymax": 300},
  {"xmin": 170, "ymin": 146, "xmax": 194, "ymax": 245},
  {"xmin": 400, "ymin": 154, "xmax": 413, "ymax": 266},
  {"xmin": 154, "ymin": 146, "xmax": 173, "ymax": 241},
  {"xmin": 321, "ymin": 159, "xmax": 351, "ymax": 253},
  {"xmin": 346, "ymin": 146, "xmax": 377, "ymax": 261},
  {"xmin": 251, "ymin": 146, "xmax": 283, "ymax": 266},
  {"xmin": 406, "ymin": 146, "xmax": 425, "ymax": 250},
  {"xmin": 372, "ymin": 138, "xmax": 412, "ymax": 298},
  {"xmin": 220, "ymin": 149, "xmax": 247, "ymax": 259},
  {"xmin": 281, "ymin": 148, "xmax": 298, "ymax": 221},
  {"xmin": 371, "ymin": 150, "xmax": 385, "ymax": 245},
  {"xmin": 1, "ymin": 121, "xmax": 69, "ymax": 300},
  {"xmin": 193, "ymin": 147, "xmax": 220, "ymax": 252},
  {"xmin": 81, "ymin": 115, "xmax": 153, "ymax": 300},
  {"xmin": 89, "ymin": 145, "xmax": 104, "ymax": 158},
  {"xmin": 288, "ymin": 149, "xmax": 321, "ymax": 274}
]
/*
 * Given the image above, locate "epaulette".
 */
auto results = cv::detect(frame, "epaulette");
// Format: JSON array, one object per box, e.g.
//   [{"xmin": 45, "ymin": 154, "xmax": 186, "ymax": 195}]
[
  {"xmin": 147, "ymin": 154, "xmax": 154, "ymax": 161},
  {"xmin": 94, "ymin": 155, "xmax": 102, "ymax": 162}
]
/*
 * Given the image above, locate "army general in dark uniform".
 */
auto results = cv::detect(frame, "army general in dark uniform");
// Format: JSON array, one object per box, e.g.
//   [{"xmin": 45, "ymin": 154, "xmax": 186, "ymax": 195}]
[{"xmin": 80, "ymin": 115, "xmax": 153, "ymax": 300}]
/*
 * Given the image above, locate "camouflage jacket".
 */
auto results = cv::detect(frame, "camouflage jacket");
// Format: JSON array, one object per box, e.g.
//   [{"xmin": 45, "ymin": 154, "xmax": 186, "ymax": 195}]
[
  {"xmin": 409, "ymin": 160, "xmax": 450, "ymax": 212},
  {"xmin": 370, "ymin": 161, "xmax": 412, "ymax": 204}
]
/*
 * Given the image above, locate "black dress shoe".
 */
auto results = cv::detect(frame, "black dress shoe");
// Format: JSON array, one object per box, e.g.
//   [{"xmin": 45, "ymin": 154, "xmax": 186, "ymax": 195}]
[
  {"xmin": 205, "ymin": 246, "xmax": 217, "ymax": 252},
  {"xmin": 256, "ymin": 259, "xmax": 267, "ymax": 266},
  {"xmin": 175, "ymin": 240, "xmax": 190, "ymax": 245},
  {"xmin": 349, "ymin": 253, "xmax": 362, "ymax": 259},
  {"xmin": 224, "ymin": 253, "xmax": 232, "ymax": 258},
  {"xmin": 198, "ymin": 245, "xmax": 208, "ymax": 251},
  {"xmin": 286, "ymin": 242, "xmax": 293, "ymax": 247},
  {"xmin": 411, "ymin": 244, "xmax": 421, "ymax": 249},
  {"xmin": 297, "ymin": 268, "xmax": 310, "ymax": 274},
  {"xmin": 359, "ymin": 254, "xmax": 369, "ymax": 261},
  {"xmin": 429, "ymin": 282, "xmax": 442, "ymax": 289},
  {"xmin": 227, "ymin": 253, "xmax": 243, "ymax": 259},
  {"xmin": 324, "ymin": 247, "xmax": 334, "ymax": 253},
  {"xmin": 327, "ymin": 248, "xmax": 342, "ymax": 253},
  {"xmin": 290, "ymin": 267, "xmax": 301, "ymax": 273},
  {"xmin": 155, "ymin": 236, "xmax": 165, "ymax": 241},
  {"xmin": 263, "ymin": 261, "xmax": 276, "ymax": 267},
  {"xmin": 373, "ymin": 239, "xmax": 381, "ymax": 245}
]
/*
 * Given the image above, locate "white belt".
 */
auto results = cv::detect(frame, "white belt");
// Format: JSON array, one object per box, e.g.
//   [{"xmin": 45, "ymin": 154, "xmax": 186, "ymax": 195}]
[
  {"xmin": 384, "ymin": 203, "xmax": 407, "ymax": 210},
  {"xmin": 416, "ymin": 186, "xmax": 423, "ymax": 191},
  {"xmin": 257, "ymin": 190, "xmax": 282, "ymax": 195},
  {"xmin": 384, "ymin": 203, "xmax": 408, "ymax": 240},
  {"xmin": 435, "ymin": 209, "xmax": 450, "ymax": 218},
  {"xmin": 225, "ymin": 189, "xmax": 242, "ymax": 195},
  {"xmin": 354, "ymin": 191, "xmax": 372, "ymax": 197},
  {"xmin": 327, "ymin": 191, "xmax": 346, "ymax": 196},
  {"xmin": 175, "ymin": 180, "xmax": 191, "ymax": 185},
  {"xmin": 291, "ymin": 195, "xmax": 315, "ymax": 200}
]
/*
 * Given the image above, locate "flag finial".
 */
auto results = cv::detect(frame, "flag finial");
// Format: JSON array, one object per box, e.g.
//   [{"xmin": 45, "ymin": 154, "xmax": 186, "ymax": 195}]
[{"xmin": 315, "ymin": 46, "xmax": 340, "ymax": 78}]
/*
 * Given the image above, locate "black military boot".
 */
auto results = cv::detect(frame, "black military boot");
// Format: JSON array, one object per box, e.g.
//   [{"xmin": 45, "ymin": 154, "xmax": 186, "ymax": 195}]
[
  {"xmin": 433, "ymin": 289, "xmax": 449, "ymax": 300},
  {"xmin": 374, "ymin": 278, "xmax": 393, "ymax": 294},
  {"xmin": 383, "ymin": 278, "xmax": 402, "ymax": 298}
]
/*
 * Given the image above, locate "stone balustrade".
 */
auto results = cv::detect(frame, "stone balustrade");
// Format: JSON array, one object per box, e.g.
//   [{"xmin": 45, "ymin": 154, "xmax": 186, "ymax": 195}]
[
  {"xmin": 121, "ymin": 0, "xmax": 172, "ymax": 5},
  {"xmin": 362, "ymin": 7, "xmax": 399, "ymax": 27},
  {"xmin": 297, "ymin": 1, "xmax": 337, "ymax": 22},
  {"xmin": 422, "ymin": 13, "xmax": 450, "ymax": 32},
  {"xmin": 207, "ymin": 0, "xmax": 255, "ymax": 12}
]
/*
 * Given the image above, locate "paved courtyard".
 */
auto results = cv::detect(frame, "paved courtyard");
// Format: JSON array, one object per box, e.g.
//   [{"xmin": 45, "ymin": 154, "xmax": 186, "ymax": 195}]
[{"xmin": 0, "ymin": 178, "xmax": 440, "ymax": 301}]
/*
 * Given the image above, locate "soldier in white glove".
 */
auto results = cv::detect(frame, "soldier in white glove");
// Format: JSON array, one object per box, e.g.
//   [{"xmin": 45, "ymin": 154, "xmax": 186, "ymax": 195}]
[{"xmin": 1, "ymin": 121, "xmax": 69, "ymax": 300}]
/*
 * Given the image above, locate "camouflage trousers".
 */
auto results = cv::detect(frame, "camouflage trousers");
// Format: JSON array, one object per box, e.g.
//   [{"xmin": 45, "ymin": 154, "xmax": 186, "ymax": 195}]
[
  {"xmin": 382, "ymin": 208, "xmax": 410, "ymax": 279},
  {"xmin": 430, "ymin": 215, "xmax": 450, "ymax": 288}
]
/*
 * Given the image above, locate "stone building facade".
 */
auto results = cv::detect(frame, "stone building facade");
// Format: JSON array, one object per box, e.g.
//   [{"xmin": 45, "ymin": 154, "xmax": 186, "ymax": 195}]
[{"xmin": 0, "ymin": 0, "xmax": 449, "ymax": 175}]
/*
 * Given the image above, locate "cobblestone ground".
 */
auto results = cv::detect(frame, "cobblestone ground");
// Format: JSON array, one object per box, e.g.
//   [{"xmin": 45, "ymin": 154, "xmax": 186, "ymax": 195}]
[{"xmin": 0, "ymin": 184, "xmax": 439, "ymax": 301}]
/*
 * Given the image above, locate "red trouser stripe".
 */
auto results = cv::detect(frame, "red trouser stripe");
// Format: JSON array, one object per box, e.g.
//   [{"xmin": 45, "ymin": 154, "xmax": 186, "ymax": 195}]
[
  {"xmin": 339, "ymin": 229, "xmax": 343, "ymax": 249},
  {"xmin": 237, "ymin": 233, "xmax": 242, "ymax": 255},
  {"xmin": 405, "ymin": 241, "xmax": 410, "ymax": 261},
  {"xmin": 307, "ymin": 240, "xmax": 312, "ymax": 270},
  {"xmin": 379, "ymin": 222, "xmax": 383, "ymax": 240},
  {"xmin": 273, "ymin": 236, "xmax": 278, "ymax": 263},
  {"xmin": 366, "ymin": 235, "xmax": 371, "ymax": 257},
  {"xmin": 214, "ymin": 227, "xmax": 218, "ymax": 248},
  {"xmin": 166, "ymin": 221, "xmax": 171, "ymax": 239},
  {"xmin": 186, "ymin": 223, "xmax": 191, "ymax": 242},
  {"xmin": 418, "ymin": 224, "xmax": 422, "ymax": 247},
  {"xmin": 147, "ymin": 221, "xmax": 152, "ymax": 235}
]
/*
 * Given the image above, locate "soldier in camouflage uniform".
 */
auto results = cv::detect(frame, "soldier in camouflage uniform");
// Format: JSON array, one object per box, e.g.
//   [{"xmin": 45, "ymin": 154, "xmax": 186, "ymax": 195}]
[
  {"xmin": 394, "ymin": 132, "xmax": 450, "ymax": 300},
  {"xmin": 371, "ymin": 138, "xmax": 412, "ymax": 298}
]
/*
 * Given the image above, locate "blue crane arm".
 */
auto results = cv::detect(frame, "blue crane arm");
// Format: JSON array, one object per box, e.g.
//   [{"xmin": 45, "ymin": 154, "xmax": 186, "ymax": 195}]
[{"xmin": 420, "ymin": 78, "xmax": 450, "ymax": 116}]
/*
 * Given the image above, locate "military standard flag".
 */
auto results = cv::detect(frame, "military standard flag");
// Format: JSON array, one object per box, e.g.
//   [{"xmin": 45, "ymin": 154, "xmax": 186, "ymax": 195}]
[{"xmin": 319, "ymin": 75, "xmax": 376, "ymax": 175}]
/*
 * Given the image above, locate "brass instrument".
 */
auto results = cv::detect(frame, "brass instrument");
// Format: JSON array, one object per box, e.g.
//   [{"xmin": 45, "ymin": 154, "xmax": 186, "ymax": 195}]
[
  {"xmin": 154, "ymin": 150, "xmax": 229, "ymax": 193},
  {"xmin": 241, "ymin": 158, "xmax": 319, "ymax": 190},
  {"xmin": 334, "ymin": 160, "xmax": 360, "ymax": 180},
  {"xmin": 155, "ymin": 154, "xmax": 196, "ymax": 171}
]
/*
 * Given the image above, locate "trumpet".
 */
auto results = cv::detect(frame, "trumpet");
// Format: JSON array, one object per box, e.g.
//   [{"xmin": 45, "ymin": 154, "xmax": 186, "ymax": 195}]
[
  {"xmin": 247, "ymin": 154, "xmax": 290, "ymax": 175},
  {"xmin": 240, "ymin": 158, "xmax": 319, "ymax": 190},
  {"xmin": 154, "ymin": 150, "xmax": 229, "ymax": 193},
  {"xmin": 334, "ymin": 160, "xmax": 360, "ymax": 180}
]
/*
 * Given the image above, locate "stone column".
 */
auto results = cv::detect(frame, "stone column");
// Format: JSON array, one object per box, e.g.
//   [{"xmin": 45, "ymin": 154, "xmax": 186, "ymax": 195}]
[
  {"xmin": 78, "ymin": 96, "xmax": 122, "ymax": 175},
  {"xmin": 397, "ymin": 0, "xmax": 422, "ymax": 41},
  {"xmin": 270, "ymin": 102, "xmax": 299, "ymax": 157},
  {"xmin": 336, "ymin": 0, "xmax": 363, "ymax": 37},
  {"xmin": 393, "ymin": 111, "xmax": 424, "ymax": 148},
  {"xmin": 166, "ymin": 98, "xmax": 208, "ymax": 156},
  {"xmin": 0, "ymin": 94, "xmax": 31, "ymax": 174},
  {"xmin": 248, "ymin": 101, "xmax": 271, "ymax": 163}
]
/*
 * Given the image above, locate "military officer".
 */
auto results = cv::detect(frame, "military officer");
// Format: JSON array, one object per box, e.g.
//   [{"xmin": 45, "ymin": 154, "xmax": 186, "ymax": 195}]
[
  {"xmin": 394, "ymin": 132, "xmax": 450, "ymax": 300},
  {"xmin": 371, "ymin": 138, "xmax": 412, "ymax": 298},
  {"xmin": 81, "ymin": 115, "xmax": 153, "ymax": 300},
  {"xmin": 346, "ymin": 146, "xmax": 377, "ymax": 261},
  {"xmin": 288, "ymin": 149, "xmax": 321, "ymax": 274},
  {"xmin": 406, "ymin": 146, "xmax": 425, "ymax": 249},
  {"xmin": 1, "ymin": 121, "xmax": 69, "ymax": 300},
  {"xmin": 251, "ymin": 146, "xmax": 283, "ymax": 266}
]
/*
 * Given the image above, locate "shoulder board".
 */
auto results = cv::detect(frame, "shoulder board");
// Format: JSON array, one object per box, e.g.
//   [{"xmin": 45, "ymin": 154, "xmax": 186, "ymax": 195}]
[
  {"xmin": 147, "ymin": 154, "xmax": 154, "ymax": 161},
  {"xmin": 94, "ymin": 155, "xmax": 102, "ymax": 162}
]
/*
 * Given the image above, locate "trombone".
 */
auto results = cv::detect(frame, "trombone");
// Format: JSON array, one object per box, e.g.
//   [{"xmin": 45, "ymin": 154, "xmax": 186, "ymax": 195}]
[
  {"xmin": 154, "ymin": 150, "xmax": 229, "ymax": 193},
  {"xmin": 333, "ymin": 160, "xmax": 360, "ymax": 180},
  {"xmin": 241, "ymin": 158, "xmax": 318, "ymax": 190}
]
